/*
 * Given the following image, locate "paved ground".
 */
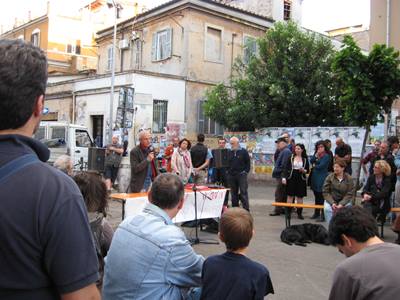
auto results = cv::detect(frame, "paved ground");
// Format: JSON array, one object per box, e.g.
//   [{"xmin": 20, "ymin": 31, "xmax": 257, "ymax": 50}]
[{"xmin": 107, "ymin": 182, "xmax": 398, "ymax": 299}]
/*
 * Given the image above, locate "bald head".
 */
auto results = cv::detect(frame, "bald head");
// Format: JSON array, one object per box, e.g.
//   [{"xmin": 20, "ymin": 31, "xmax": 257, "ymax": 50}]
[
  {"xmin": 230, "ymin": 137, "xmax": 239, "ymax": 150},
  {"xmin": 336, "ymin": 137, "xmax": 344, "ymax": 147}
]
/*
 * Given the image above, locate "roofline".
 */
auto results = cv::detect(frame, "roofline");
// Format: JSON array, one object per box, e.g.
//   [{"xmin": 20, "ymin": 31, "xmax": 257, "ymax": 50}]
[
  {"xmin": 96, "ymin": 0, "xmax": 273, "ymax": 37},
  {"xmin": 0, "ymin": 14, "xmax": 48, "ymax": 37},
  {"xmin": 325, "ymin": 24, "xmax": 364, "ymax": 33}
]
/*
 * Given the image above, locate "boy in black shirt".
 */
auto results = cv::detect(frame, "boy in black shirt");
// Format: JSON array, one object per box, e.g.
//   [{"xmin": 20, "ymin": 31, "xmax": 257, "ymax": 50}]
[{"xmin": 200, "ymin": 208, "xmax": 274, "ymax": 300}]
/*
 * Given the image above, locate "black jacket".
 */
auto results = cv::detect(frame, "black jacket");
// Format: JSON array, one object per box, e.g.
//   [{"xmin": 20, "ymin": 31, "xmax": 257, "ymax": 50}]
[
  {"xmin": 282, "ymin": 155, "xmax": 310, "ymax": 180},
  {"xmin": 362, "ymin": 175, "xmax": 392, "ymax": 212},
  {"xmin": 227, "ymin": 148, "xmax": 250, "ymax": 176}
]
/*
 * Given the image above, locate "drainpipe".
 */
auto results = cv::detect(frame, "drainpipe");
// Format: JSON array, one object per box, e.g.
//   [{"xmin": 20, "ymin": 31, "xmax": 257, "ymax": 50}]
[
  {"xmin": 72, "ymin": 91, "xmax": 76, "ymax": 123},
  {"xmin": 384, "ymin": 0, "xmax": 391, "ymax": 139},
  {"xmin": 230, "ymin": 33, "xmax": 237, "ymax": 80}
]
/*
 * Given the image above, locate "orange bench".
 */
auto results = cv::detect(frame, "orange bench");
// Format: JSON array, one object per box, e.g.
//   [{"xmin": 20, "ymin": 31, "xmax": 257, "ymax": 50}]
[{"xmin": 272, "ymin": 202, "xmax": 324, "ymax": 227}]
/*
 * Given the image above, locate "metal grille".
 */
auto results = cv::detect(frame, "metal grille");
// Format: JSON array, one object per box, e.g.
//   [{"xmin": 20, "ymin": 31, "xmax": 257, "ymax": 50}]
[
  {"xmin": 153, "ymin": 100, "xmax": 168, "ymax": 133},
  {"xmin": 197, "ymin": 100, "xmax": 223, "ymax": 135}
]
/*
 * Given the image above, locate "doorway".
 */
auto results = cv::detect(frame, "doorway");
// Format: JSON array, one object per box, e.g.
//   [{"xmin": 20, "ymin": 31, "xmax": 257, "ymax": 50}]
[{"xmin": 91, "ymin": 115, "xmax": 104, "ymax": 147}]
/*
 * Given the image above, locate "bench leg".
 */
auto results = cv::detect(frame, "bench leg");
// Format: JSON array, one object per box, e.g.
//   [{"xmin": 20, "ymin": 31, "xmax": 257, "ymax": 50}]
[{"xmin": 284, "ymin": 207, "xmax": 291, "ymax": 228}]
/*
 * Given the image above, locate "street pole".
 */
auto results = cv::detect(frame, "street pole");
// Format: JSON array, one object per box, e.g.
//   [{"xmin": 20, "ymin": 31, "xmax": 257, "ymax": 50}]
[{"xmin": 108, "ymin": 0, "xmax": 117, "ymax": 144}]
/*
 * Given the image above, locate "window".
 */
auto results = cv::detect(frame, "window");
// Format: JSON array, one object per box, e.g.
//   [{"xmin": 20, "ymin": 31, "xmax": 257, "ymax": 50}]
[
  {"xmin": 284, "ymin": 0, "xmax": 292, "ymax": 21},
  {"xmin": 198, "ymin": 100, "xmax": 223, "ymax": 135},
  {"xmin": 107, "ymin": 45, "xmax": 114, "ymax": 71},
  {"xmin": 153, "ymin": 100, "xmax": 168, "ymax": 133},
  {"xmin": 243, "ymin": 36, "xmax": 258, "ymax": 65},
  {"xmin": 31, "ymin": 28, "xmax": 40, "ymax": 47},
  {"xmin": 151, "ymin": 28, "xmax": 172, "ymax": 61},
  {"xmin": 205, "ymin": 26, "xmax": 223, "ymax": 62},
  {"xmin": 75, "ymin": 130, "xmax": 93, "ymax": 147},
  {"xmin": 66, "ymin": 40, "xmax": 81, "ymax": 55}
]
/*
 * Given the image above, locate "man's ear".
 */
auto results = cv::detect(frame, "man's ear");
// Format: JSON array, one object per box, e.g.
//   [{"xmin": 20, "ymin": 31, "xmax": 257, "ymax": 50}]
[
  {"xmin": 33, "ymin": 95, "xmax": 44, "ymax": 117},
  {"xmin": 177, "ymin": 197, "xmax": 184, "ymax": 210},
  {"xmin": 341, "ymin": 234, "xmax": 352, "ymax": 247},
  {"xmin": 218, "ymin": 232, "xmax": 224, "ymax": 243}
]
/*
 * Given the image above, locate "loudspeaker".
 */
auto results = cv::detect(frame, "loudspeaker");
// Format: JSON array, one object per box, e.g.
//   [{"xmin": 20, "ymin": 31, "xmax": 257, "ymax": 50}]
[
  {"xmin": 213, "ymin": 148, "xmax": 229, "ymax": 168},
  {"xmin": 88, "ymin": 147, "xmax": 106, "ymax": 172}
]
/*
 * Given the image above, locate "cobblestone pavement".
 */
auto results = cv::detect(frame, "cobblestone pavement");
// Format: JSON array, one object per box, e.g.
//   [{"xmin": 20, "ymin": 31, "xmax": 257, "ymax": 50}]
[{"xmin": 106, "ymin": 182, "xmax": 398, "ymax": 299}]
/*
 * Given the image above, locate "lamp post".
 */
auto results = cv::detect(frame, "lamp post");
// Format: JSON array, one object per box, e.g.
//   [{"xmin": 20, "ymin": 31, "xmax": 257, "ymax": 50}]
[{"xmin": 107, "ymin": 0, "xmax": 120, "ymax": 144}]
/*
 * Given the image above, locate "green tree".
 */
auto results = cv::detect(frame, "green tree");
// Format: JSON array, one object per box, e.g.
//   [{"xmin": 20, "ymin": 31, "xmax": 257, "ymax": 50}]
[
  {"xmin": 332, "ymin": 35, "xmax": 400, "ymax": 189},
  {"xmin": 204, "ymin": 21, "xmax": 344, "ymax": 130}
]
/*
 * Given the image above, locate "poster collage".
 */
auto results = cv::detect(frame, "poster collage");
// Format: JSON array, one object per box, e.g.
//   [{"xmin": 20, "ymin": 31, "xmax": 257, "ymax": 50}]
[{"xmin": 224, "ymin": 127, "xmax": 366, "ymax": 175}]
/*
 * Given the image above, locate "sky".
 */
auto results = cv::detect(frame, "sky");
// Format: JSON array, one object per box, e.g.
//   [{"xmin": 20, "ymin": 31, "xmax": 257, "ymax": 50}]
[{"xmin": 0, "ymin": 0, "xmax": 370, "ymax": 34}]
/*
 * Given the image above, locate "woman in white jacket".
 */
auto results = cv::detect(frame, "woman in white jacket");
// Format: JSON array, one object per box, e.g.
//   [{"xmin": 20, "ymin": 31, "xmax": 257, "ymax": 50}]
[{"xmin": 171, "ymin": 138, "xmax": 193, "ymax": 184}]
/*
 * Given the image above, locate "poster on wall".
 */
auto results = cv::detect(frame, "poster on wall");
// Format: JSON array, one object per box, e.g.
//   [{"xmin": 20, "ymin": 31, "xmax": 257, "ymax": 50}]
[
  {"xmin": 252, "ymin": 153, "xmax": 274, "ymax": 174},
  {"xmin": 347, "ymin": 127, "xmax": 367, "ymax": 157},
  {"xmin": 293, "ymin": 128, "xmax": 312, "ymax": 154},
  {"xmin": 255, "ymin": 128, "xmax": 279, "ymax": 154},
  {"xmin": 329, "ymin": 127, "xmax": 348, "ymax": 153}
]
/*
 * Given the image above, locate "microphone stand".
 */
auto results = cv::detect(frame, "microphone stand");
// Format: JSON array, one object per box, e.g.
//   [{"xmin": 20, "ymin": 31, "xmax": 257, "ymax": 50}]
[{"xmin": 189, "ymin": 183, "xmax": 219, "ymax": 245}]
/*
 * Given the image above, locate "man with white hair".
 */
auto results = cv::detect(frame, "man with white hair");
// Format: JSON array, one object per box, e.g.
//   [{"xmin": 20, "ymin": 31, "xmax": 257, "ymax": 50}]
[
  {"xmin": 129, "ymin": 130, "xmax": 159, "ymax": 192},
  {"xmin": 227, "ymin": 137, "xmax": 251, "ymax": 211},
  {"xmin": 53, "ymin": 154, "xmax": 73, "ymax": 176},
  {"xmin": 104, "ymin": 135, "xmax": 123, "ymax": 191}
]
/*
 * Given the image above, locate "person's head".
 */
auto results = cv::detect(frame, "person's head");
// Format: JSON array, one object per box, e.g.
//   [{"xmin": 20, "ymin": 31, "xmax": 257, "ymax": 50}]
[
  {"xmin": 230, "ymin": 136, "xmax": 240, "ymax": 150},
  {"xmin": 373, "ymin": 160, "xmax": 391, "ymax": 177},
  {"xmin": 74, "ymin": 172, "xmax": 108, "ymax": 216},
  {"xmin": 197, "ymin": 133, "xmax": 205, "ymax": 143},
  {"xmin": 315, "ymin": 140, "xmax": 327, "ymax": 154},
  {"xmin": 333, "ymin": 160, "xmax": 346, "ymax": 176},
  {"xmin": 275, "ymin": 137, "xmax": 288, "ymax": 150},
  {"xmin": 281, "ymin": 132, "xmax": 290, "ymax": 142},
  {"xmin": 53, "ymin": 155, "xmax": 73, "ymax": 176},
  {"xmin": 172, "ymin": 137, "xmax": 179, "ymax": 147},
  {"xmin": 0, "ymin": 39, "xmax": 48, "ymax": 135},
  {"xmin": 294, "ymin": 143, "xmax": 307, "ymax": 158},
  {"xmin": 373, "ymin": 140, "xmax": 381, "ymax": 151},
  {"xmin": 138, "ymin": 130, "xmax": 151, "ymax": 148},
  {"xmin": 378, "ymin": 142, "xmax": 389, "ymax": 156},
  {"xmin": 112, "ymin": 135, "xmax": 119, "ymax": 144},
  {"xmin": 324, "ymin": 139, "xmax": 332, "ymax": 150},
  {"xmin": 387, "ymin": 136, "xmax": 399, "ymax": 152},
  {"xmin": 329, "ymin": 206, "xmax": 379, "ymax": 257},
  {"xmin": 179, "ymin": 138, "xmax": 191, "ymax": 151},
  {"xmin": 218, "ymin": 137, "xmax": 226, "ymax": 149},
  {"xmin": 148, "ymin": 173, "xmax": 185, "ymax": 217},
  {"xmin": 335, "ymin": 137, "xmax": 344, "ymax": 147},
  {"xmin": 219, "ymin": 208, "xmax": 254, "ymax": 252}
]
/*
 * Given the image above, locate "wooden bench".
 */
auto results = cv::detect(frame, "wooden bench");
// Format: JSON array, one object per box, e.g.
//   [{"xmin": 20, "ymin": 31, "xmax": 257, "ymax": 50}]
[{"xmin": 271, "ymin": 202, "xmax": 324, "ymax": 227}]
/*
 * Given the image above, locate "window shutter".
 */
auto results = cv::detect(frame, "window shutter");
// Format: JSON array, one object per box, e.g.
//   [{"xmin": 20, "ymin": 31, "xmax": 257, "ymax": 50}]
[
  {"xmin": 151, "ymin": 33, "xmax": 157, "ymax": 61},
  {"xmin": 165, "ymin": 28, "xmax": 172, "ymax": 58}
]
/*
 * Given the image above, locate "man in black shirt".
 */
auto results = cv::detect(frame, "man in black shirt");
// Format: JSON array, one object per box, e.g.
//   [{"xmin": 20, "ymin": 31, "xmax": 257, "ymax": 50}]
[
  {"xmin": 227, "ymin": 137, "xmax": 251, "ymax": 211},
  {"xmin": 335, "ymin": 137, "xmax": 352, "ymax": 175},
  {"xmin": 0, "ymin": 39, "xmax": 99, "ymax": 300},
  {"xmin": 191, "ymin": 133, "xmax": 210, "ymax": 184}
]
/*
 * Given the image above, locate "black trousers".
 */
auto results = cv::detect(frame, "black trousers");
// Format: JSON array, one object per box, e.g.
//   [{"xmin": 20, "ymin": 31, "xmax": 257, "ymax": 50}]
[
  {"xmin": 228, "ymin": 173, "xmax": 249, "ymax": 211},
  {"xmin": 274, "ymin": 178, "xmax": 287, "ymax": 214},
  {"xmin": 313, "ymin": 191, "xmax": 324, "ymax": 216}
]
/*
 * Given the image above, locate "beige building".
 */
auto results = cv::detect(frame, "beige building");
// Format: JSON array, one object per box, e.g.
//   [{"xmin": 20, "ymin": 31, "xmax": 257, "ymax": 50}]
[
  {"xmin": 95, "ymin": 0, "xmax": 273, "ymax": 137},
  {"xmin": 326, "ymin": 24, "xmax": 369, "ymax": 51}
]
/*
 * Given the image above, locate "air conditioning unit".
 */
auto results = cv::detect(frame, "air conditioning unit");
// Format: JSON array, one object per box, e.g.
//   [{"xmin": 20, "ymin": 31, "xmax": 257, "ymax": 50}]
[{"xmin": 119, "ymin": 39, "xmax": 130, "ymax": 50}]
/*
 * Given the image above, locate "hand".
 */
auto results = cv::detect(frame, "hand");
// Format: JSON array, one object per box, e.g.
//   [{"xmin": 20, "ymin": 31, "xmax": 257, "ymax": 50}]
[
  {"xmin": 337, "ymin": 204, "xmax": 343, "ymax": 209},
  {"xmin": 332, "ymin": 203, "xmax": 337, "ymax": 210},
  {"xmin": 147, "ymin": 152, "xmax": 155, "ymax": 162},
  {"xmin": 282, "ymin": 178, "xmax": 287, "ymax": 185},
  {"xmin": 194, "ymin": 167, "xmax": 200, "ymax": 173},
  {"xmin": 363, "ymin": 194, "xmax": 372, "ymax": 201}
]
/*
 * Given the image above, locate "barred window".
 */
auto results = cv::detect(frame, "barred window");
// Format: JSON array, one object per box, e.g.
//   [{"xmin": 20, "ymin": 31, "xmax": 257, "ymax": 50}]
[
  {"xmin": 284, "ymin": 0, "xmax": 292, "ymax": 21},
  {"xmin": 198, "ymin": 100, "xmax": 223, "ymax": 135},
  {"xmin": 153, "ymin": 100, "xmax": 168, "ymax": 133}
]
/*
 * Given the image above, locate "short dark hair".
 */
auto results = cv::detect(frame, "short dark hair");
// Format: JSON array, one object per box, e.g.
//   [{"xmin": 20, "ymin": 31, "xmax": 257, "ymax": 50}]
[
  {"xmin": 179, "ymin": 138, "xmax": 191, "ymax": 150},
  {"xmin": 149, "ymin": 173, "xmax": 184, "ymax": 209},
  {"xmin": 328, "ymin": 206, "xmax": 378, "ymax": 246},
  {"xmin": 74, "ymin": 172, "xmax": 108, "ymax": 216},
  {"xmin": 197, "ymin": 133, "xmax": 205, "ymax": 143},
  {"xmin": 0, "ymin": 39, "xmax": 48, "ymax": 130},
  {"xmin": 315, "ymin": 140, "xmax": 328, "ymax": 152},
  {"xmin": 220, "ymin": 208, "xmax": 253, "ymax": 251}
]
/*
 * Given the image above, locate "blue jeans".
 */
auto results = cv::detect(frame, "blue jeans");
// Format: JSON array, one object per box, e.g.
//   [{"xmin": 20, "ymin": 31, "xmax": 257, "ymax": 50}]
[{"xmin": 324, "ymin": 201, "xmax": 352, "ymax": 224}]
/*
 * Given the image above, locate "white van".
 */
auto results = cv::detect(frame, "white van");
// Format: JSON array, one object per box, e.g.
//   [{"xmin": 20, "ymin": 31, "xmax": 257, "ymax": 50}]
[{"xmin": 34, "ymin": 122, "xmax": 96, "ymax": 170}]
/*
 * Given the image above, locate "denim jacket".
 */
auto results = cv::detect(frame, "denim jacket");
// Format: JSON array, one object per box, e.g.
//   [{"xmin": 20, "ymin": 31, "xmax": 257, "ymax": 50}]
[{"xmin": 102, "ymin": 203, "xmax": 204, "ymax": 300}]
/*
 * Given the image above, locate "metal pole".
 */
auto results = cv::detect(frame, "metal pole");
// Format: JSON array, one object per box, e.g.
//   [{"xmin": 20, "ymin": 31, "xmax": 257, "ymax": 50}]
[{"xmin": 109, "ymin": 1, "xmax": 117, "ymax": 144}]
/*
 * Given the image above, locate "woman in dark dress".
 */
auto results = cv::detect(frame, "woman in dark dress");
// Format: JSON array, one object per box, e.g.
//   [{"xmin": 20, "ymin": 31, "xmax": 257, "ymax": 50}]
[
  {"xmin": 282, "ymin": 144, "xmax": 310, "ymax": 219},
  {"xmin": 362, "ymin": 160, "xmax": 392, "ymax": 223}
]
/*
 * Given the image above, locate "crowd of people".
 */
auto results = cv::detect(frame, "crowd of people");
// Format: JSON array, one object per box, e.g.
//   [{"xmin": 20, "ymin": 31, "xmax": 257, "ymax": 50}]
[
  {"xmin": 2, "ymin": 39, "xmax": 400, "ymax": 300},
  {"xmin": 270, "ymin": 132, "xmax": 400, "ymax": 243}
]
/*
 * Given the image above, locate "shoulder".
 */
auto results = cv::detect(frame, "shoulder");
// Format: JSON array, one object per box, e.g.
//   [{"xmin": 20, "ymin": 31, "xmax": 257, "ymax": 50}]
[{"xmin": 344, "ymin": 173, "xmax": 353, "ymax": 181}]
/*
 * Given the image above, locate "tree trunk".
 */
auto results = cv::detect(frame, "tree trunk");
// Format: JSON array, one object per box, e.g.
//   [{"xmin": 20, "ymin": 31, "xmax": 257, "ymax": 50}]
[{"xmin": 354, "ymin": 126, "xmax": 370, "ymax": 201}]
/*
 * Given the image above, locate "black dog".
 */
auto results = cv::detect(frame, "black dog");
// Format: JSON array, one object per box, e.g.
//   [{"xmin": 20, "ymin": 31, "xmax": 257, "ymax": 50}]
[{"xmin": 280, "ymin": 223, "xmax": 330, "ymax": 247}]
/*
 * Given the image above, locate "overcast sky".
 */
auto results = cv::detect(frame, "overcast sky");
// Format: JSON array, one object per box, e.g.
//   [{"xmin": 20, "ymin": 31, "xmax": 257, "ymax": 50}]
[{"xmin": 0, "ymin": 0, "xmax": 370, "ymax": 34}]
